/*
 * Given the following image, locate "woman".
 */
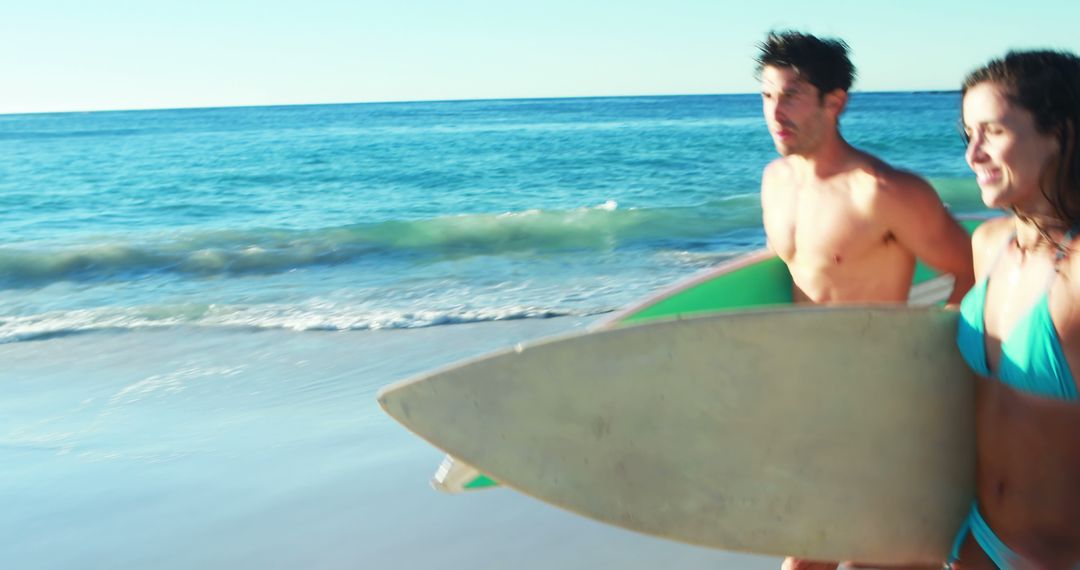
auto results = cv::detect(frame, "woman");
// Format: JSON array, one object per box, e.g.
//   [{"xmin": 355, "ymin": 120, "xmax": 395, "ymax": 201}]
[{"xmin": 953, "ymin": 50, "xmax": 1080, "ymax": 568}]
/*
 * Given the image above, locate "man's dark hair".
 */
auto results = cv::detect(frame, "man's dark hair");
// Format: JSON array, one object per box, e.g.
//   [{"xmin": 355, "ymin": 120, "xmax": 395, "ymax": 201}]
[
  {"xmin": 963, "ymin": 50, "xmax": 1080, "ymax": 225},
  {"xmin": 755, "ymin": 31, "xmax": 856, "ymax": 97}
]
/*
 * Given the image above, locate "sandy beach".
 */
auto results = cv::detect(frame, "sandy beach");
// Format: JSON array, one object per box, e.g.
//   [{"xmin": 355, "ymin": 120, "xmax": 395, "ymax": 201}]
[{"xmin": 2, "ymin": 317, "xmax": 781, "ymax": 569}]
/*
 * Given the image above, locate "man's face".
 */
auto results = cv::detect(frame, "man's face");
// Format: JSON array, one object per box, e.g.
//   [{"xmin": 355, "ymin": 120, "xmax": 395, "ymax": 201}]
[{"xmin": 760, "ymin": 65, "xmax": 834, "ymax": 157}]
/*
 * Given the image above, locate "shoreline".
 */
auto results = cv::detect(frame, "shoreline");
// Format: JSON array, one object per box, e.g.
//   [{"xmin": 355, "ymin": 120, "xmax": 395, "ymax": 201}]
[{"xmin": 2, "ymin": 317, "xmax": 781, "ymax": 569}]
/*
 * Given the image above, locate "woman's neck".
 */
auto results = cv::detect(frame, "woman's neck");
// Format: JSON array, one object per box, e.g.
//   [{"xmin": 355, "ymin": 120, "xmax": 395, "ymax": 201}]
[{"xmin": 1013, "ymin": 211, "xmax": 1072, "ymax": 254}]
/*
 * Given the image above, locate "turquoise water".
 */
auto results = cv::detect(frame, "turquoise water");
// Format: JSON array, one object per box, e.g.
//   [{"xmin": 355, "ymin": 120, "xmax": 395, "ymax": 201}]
[
  {"xmin": 1, "ymin": 94, "xmax": 988, "ymax": 569},
  {"xmin": 0, "ymin": 94, "xmax": 984, "ymax": 343}
]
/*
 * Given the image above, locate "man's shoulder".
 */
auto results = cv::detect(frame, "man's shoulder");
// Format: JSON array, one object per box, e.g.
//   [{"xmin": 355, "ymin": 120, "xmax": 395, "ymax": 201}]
[
  {"xmin": 850, "ymin": 152, "xmax": 929, "ymax": 191},
  {"xmin": 849, "ymin": 154, "xmax": 937, "ymax": 204},
  {"xmin": 761, "ymin": 158, "xmax": 795, "ymax": 201},
  {"xmin": 762, "ymin": 157, "xmax": 793, "ymax": 179}
]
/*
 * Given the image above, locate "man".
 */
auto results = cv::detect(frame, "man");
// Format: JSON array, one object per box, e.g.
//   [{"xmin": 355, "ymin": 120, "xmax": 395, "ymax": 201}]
[
  {"xmin": 759, "ymin": 31, "xmax": 973, "ymax": 309},
  {"xmin": 756, "ymin": 31, "xmax": 974, "ymax": 570}
]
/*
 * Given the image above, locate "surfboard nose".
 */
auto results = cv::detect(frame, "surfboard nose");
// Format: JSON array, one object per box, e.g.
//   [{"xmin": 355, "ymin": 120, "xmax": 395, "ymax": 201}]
[{"xmin": 376, "ymin": 385, "xmax": 405, "ymax": 421}]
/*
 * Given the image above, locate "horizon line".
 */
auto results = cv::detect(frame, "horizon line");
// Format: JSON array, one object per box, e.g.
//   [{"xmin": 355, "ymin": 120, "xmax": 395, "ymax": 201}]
[{"xmin": 0, "ymin": 89, "xmax": 962, "ymax": 118}]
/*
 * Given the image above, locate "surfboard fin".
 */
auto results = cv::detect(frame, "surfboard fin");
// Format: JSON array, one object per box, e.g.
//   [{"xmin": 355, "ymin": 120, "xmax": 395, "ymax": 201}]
[{"xmin": 430, "ymin": 454, "xmax": 501, "ymax": 493}]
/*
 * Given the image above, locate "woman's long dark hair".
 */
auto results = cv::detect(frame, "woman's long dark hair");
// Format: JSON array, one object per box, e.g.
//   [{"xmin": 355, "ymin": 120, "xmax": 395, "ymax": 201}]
[{"xmin": 963, "ymin": 50, "xmax": 1080, "ymax": 228}]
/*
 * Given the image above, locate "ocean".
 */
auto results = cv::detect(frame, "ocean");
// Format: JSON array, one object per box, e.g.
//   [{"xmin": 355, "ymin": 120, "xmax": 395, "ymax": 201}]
[{"xmin": 1, "ymin": 94, "xmax": 988, "ymax": 568}]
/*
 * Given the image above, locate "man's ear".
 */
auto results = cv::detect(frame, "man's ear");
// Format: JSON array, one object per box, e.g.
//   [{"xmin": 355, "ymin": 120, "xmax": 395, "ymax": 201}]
[{"xmin": 824, "ymin": 89, "xmax": 848, "ymax": 119}]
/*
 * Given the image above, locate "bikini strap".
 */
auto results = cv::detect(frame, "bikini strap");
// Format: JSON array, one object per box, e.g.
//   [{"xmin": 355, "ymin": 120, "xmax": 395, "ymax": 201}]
[
  {"xmin": 1042, "ymin": 223, "xmax": 1080, "ymax": 292},
  {"xmin": 1054, "ymin": 224, "xmax": 1080, "ymax": 263},
  {"xmin": 985, "ymin": 232, "xmax": 1016, "ymax": 277}
]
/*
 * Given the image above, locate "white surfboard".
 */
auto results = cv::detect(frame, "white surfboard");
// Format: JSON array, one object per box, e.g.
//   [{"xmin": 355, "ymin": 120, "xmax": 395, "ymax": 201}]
[
  {"xmin": 430, "ymin": 253, "xmax": 957, "ymax": 493},
  {"xmin": 430, "ymin": 248, "xmax": 789, "ymax": 492},
  {"xmin": 379, "ymin": 307, "xmax": 976, "ymax": 564}
]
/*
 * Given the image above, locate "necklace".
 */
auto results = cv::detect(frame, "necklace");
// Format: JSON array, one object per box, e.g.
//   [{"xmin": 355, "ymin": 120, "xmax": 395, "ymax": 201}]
[{"xmin": 1014, "ymin": 218, "xmax": 1074, "ymax": 260}]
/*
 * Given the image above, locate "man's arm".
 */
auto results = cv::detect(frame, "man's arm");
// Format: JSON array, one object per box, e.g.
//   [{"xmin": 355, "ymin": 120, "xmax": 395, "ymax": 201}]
[
  {"xmin": 874, "ymin": 172, "xmax": 975, "ymax": 305},
  {"xmin": 760, "ymin": 158, "xmax": 792, "ymax": 258},
  {"xmin": 761, "ymin": 159, "xmax": 807, "ymax": 301}
]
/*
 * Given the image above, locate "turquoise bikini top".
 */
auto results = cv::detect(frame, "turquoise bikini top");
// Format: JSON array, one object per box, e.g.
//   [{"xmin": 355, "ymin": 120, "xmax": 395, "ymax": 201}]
[{"xmin": 956, "ymin": 231, "xmax": 1079, "ymax": 401}]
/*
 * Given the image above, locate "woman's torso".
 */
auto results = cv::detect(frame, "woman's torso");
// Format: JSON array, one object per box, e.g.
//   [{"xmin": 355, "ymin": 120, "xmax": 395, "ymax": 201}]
[{"xmin": 960, "ymin": 218, "xmax": 1080, "ymax": 564}]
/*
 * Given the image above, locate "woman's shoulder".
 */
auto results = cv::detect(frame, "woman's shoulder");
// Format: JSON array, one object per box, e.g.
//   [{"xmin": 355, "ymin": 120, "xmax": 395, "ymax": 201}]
[
  {"xmin": 971, "ymin": 216, "xmax": 1013, "ymax": 245},
  {"xmin": 970, "ymin": 216, "xmax": 1014, "ymax": 275}
]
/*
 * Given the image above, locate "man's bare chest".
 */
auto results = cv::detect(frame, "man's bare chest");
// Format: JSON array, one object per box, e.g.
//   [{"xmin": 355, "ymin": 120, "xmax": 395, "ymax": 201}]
[{"xmin": 765, "ymin": 189, "xmax": 889, "ymax": 263}]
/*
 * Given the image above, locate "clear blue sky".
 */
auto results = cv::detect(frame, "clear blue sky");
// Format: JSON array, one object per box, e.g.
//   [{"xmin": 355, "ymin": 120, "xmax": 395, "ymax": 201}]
[{"xmin": 4, "ymin": 0, "xmax": 1079, "ymax": 114}]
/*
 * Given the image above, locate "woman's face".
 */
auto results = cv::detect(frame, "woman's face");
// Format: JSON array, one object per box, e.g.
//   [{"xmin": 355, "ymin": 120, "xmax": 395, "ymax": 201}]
[{"xmin": 962, "ymin": 81, "xmax": 1060, "ymax": 212}]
